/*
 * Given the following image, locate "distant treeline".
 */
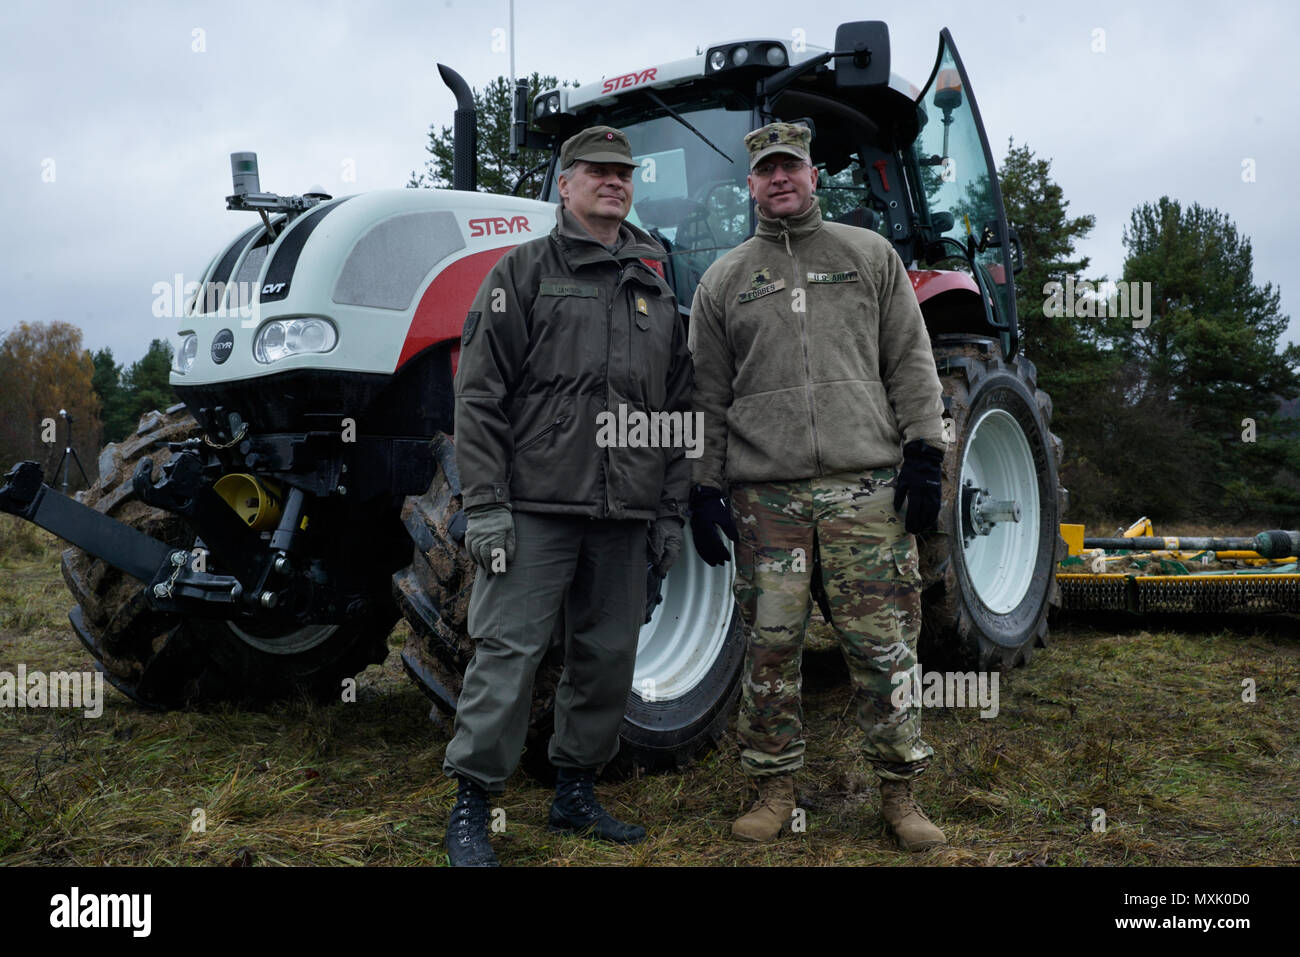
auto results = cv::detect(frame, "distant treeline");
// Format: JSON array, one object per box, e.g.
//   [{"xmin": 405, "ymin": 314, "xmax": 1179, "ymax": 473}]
[{"xmin": 0, "ymin": 324, "xmax": 178, "ymax": 493}]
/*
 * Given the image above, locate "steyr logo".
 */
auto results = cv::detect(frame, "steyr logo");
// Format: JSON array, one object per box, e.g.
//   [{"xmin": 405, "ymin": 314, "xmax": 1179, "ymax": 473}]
[
  {"xmin": 469, "ymin": 216, "xmax": 531, "ymax": 237},
  {"xmin": 601, "ymin": 68, "xmax": 657, "ymax": 93},
  {"xmin": 211, "ymin": 329, "xmax": 235, "ymax": 364}
]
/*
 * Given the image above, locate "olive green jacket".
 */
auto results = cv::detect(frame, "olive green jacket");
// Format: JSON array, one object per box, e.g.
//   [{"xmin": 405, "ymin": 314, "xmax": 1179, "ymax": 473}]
[
  {"xmin": 454, "ymin": 205, "xmax": 693, "ymax": 521},
  {"xmin": 688, "ymin": 200, "xmax": 946, "ymax": 489}
]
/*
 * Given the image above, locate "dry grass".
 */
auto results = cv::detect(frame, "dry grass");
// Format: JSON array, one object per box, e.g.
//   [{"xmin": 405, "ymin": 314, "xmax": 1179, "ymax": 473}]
[{"xmin": 2, "ymin": 513, "xmax": 1297, "ymax": 866}]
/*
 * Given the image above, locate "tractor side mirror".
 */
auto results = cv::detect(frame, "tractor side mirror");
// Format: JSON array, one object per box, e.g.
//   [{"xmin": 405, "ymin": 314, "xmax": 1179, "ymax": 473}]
[
  {"xmin": 977, "ymin": 221, "xmax": 1026, "ymax": 275},
  {"xmin": 834, "ymin": 21, "xmax": 891, "ymax": 88},
  {"xmin": 1007, "ymin": 228, "xmax": 1025, "ymax": 274}
]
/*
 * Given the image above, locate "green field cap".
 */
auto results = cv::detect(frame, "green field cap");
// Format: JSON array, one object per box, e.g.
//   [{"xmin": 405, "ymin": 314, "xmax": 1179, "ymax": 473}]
[
  {"xmin": 560, "ymin": 126, "xmax": 636, "ymax": 168},
  {"xmin": 745, "ymin": 122, "xmax": 812, "ymax": 170}
]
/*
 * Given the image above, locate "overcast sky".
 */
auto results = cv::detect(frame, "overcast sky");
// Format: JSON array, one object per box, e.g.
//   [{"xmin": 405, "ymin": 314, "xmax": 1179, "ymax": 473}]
[{"xmin": 2, "ymin": 0, "xmax": 1295, "ymax": 365}]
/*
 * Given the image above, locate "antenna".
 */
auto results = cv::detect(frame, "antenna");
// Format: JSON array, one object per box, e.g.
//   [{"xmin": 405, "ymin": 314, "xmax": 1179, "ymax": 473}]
[
  {"xmin": 508, "ymin": 0, "xmax": 518, "ymax": 159},
  {"xmin": 225, "ymin": 151, "xmax": 328, "ymax": 227}
]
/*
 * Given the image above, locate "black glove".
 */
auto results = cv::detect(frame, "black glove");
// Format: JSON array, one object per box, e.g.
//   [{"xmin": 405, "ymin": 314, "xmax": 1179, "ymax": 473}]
[
  {"xmin": 893, "ymin": 440, "xmax": 945, "ymax": 534},
  {"xmin": 689, "ymin": 485, "xmax": 738, "ymax": 566}
]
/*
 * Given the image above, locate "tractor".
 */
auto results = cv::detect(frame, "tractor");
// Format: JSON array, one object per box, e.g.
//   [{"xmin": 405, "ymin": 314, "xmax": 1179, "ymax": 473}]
[{"xmin": 0, "ymin": 21, "xmax": 1064, "ymax": 777}]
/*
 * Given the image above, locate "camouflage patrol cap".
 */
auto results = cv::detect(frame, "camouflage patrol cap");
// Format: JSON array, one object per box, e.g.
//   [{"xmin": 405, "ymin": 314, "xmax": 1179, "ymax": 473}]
[
  {"xmin": 559, "ymin": 126, "xmax": 636, "ymax": 169},
  {"xmin": 745, "ymin": 122, "xmax": 812, "ymax": 170}
]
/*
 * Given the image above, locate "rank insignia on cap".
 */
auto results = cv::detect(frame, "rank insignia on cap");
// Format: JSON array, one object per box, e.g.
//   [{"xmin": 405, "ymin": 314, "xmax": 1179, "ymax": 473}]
[
  {"xmin": 606, "ymin": 132, "xmax": 614, "ymax": 139},
  {"xmin": 745, "ymin": 122, "xmax": 813, "ymax": 169}
]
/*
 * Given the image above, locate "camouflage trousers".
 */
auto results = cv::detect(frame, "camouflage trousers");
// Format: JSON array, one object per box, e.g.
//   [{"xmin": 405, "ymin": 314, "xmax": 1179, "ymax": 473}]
[{"xmin": 731, "ymin": 468, "xmax": 933, "ymax": 782}]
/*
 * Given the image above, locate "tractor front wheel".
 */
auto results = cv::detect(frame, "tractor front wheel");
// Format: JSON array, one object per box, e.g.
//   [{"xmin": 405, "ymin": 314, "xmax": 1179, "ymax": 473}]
[
  {"xmin": 60, "ymin": 405, "xmax": 393, "ymax": 707},
  {"xmin": 919, "ymin": 339, "xmax": 1067, "ymax": 671}
]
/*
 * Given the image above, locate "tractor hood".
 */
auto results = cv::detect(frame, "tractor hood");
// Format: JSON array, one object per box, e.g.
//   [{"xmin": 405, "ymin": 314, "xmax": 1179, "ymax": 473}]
[{"xmin": 171, "ymin": 188, "xmax": 554, "ymax": 387}]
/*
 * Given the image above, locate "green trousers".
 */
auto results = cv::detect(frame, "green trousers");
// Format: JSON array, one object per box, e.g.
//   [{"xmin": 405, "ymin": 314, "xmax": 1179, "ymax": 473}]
[{"xmin": 442, "ymin": 512, "xmax": 647, "ymax": 793}]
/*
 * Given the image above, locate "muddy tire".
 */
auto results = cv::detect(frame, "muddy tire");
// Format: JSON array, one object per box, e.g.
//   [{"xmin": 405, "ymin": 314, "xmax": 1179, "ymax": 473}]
[
  {"xmin": 394, "ymin": 433, "xmax": 744, "ymax": 781},
  {"xmin": 60, "ymin": 405, "xmax": 393, "ymax": 707},
  {"xmin": 918, "ymin": 338, "xmax": 1067, "ymax": 671}
]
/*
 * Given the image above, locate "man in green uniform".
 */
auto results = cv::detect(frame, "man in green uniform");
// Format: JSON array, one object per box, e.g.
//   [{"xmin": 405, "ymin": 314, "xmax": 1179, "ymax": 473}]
[
  {"xmin": 444, "ymin": 126, "xmax": 693, "ymax": 866},
  {"xmin": 688, "ymin": 122, "xmax": 950, "ymax": 851}
]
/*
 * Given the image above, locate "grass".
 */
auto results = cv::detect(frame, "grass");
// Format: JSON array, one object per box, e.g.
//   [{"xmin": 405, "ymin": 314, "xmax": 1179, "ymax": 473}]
[{"xmin": 1, "ymin": 512, "xmax": 1298, "ymax": 866}]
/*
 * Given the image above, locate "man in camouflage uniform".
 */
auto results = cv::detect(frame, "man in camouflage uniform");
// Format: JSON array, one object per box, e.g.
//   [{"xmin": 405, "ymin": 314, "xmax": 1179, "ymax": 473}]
[
  {"xmin": 444, "ymin": 126, "xmax": 692, "ymax": 866},
  {"xmin": 688, "ymin": 122, "xmax": 949, "ymax": 851}
]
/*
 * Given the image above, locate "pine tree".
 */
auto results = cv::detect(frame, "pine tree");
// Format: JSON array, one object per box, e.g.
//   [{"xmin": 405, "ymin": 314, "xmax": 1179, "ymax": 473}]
[
  {"xmin": 92, "ymin": 347, "xmax": 137, "ymax": 444},
  {"xmin": 122, "ymin": 339, "xmax": 179, "ymax": 425},
  {"xmin": 998, "ymin": 139, "xmax": 1106, "ymax": 394},
  {"xmin": 1113, "ymin": 197, "xmax": 1300, "ymax": 521},
  {"xmin": 408, "ymin": 73, "xmax": 576, "ymax": 198},
  {"xmin": 996, "ymin": 139, "xmax": 1117, "ymax": 520}
]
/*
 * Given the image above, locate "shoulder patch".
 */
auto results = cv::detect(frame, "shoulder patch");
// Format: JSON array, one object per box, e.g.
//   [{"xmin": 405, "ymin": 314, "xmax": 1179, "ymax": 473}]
[{"xmin": 462, "ymin": 310, "xmax": 480, "ymax": 346}]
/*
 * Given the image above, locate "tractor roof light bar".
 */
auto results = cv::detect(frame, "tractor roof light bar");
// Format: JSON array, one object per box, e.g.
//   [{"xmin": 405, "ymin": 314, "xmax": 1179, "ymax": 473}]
[{"xmin": 755, "ymin": 20, "xmax": 892, "ymax": 108}]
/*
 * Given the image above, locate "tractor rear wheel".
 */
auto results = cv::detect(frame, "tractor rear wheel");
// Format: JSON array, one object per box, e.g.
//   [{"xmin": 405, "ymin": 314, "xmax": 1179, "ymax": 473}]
[
  {"xmin": 918, "ymin": 339, "xmax": 1067, "ymax": 671},
  {"xmin": 60, "ymin": 405, "xmax": 393, "ymax": 707},
  {"xmin": 394, "ymin": 433, "xmax": 744, "ymax": 781}
]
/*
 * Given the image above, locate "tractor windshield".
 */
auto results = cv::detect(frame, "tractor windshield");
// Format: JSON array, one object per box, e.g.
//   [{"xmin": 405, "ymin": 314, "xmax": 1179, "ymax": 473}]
[
  {"xmin": 621, "ymin": 107, "xmax": 754, "ymax": 306},
  {"xmin": 549, "ymin": 105, "xmax": 755, "ymax": 308}
]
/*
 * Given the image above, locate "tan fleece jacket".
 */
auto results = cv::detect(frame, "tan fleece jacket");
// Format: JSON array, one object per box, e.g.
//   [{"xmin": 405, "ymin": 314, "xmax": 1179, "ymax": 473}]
[{"xmin": 688, "ymin": 200, "xmax": 946, "ymax": 489}]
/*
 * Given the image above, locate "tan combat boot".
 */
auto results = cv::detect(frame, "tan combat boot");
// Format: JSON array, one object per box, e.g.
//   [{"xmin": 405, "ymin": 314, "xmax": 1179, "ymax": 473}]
[
  {"xmin": 879, "ymin": 778, "xmax": 946, "ymax": 852},
  {"xmin": 732, "ymin": 775, "xmax": 796, "ymax": 842}
]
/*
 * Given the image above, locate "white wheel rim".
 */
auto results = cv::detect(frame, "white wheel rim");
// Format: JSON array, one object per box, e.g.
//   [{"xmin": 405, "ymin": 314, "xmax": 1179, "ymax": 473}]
[
  {"xmin": 194, "ymin": 533, "xmax": 342, "ymax": 655},
  {"xmin": 227, "ymin": 622, "xmax": 340, "ymax": 655},
  {"xmin": 633, "ymin": 540, "xmax": 735, "ymax": 702},
  {"xmin": 960, "ymin": 407, "xmax": 1039, "ymax": 614}
]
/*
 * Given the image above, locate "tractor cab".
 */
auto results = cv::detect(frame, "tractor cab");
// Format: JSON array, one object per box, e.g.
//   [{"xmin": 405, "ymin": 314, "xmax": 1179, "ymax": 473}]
[{"xmin": 528, "ymin": 22, "xmax": 1022, "ymax": 356}]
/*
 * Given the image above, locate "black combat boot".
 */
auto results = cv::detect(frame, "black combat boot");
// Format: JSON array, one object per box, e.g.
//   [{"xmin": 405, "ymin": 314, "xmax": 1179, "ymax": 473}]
[
  {"xmin": 548, "ymin": 767, "xmax": 647, "ymax": 844},
  {"xmin": 445, "ymin": 776, "xmax": 499, "ymax": 867}
]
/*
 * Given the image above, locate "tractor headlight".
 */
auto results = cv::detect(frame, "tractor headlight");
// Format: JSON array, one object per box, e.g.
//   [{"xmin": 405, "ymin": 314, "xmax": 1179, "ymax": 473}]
[
  {"xmin": 764, "ymin": 44, "xmax": 787, "ymax": 67},
  {"xmin": 174, "ymin": 333, "xmax": 198, "ymax": 374},
  {"xmin": 708, "ymin": 50, "xmax": 727, "ymax": 71},
  {"xmin": 254, "ymin": 318, "xmax": 337, "ymax": 363}
]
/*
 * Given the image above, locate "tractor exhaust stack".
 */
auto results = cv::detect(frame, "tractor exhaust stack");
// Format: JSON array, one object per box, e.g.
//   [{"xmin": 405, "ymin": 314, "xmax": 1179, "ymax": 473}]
[{"xmin": 438, "ymin": 63, "xmax": 477, "ymax": 192}]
